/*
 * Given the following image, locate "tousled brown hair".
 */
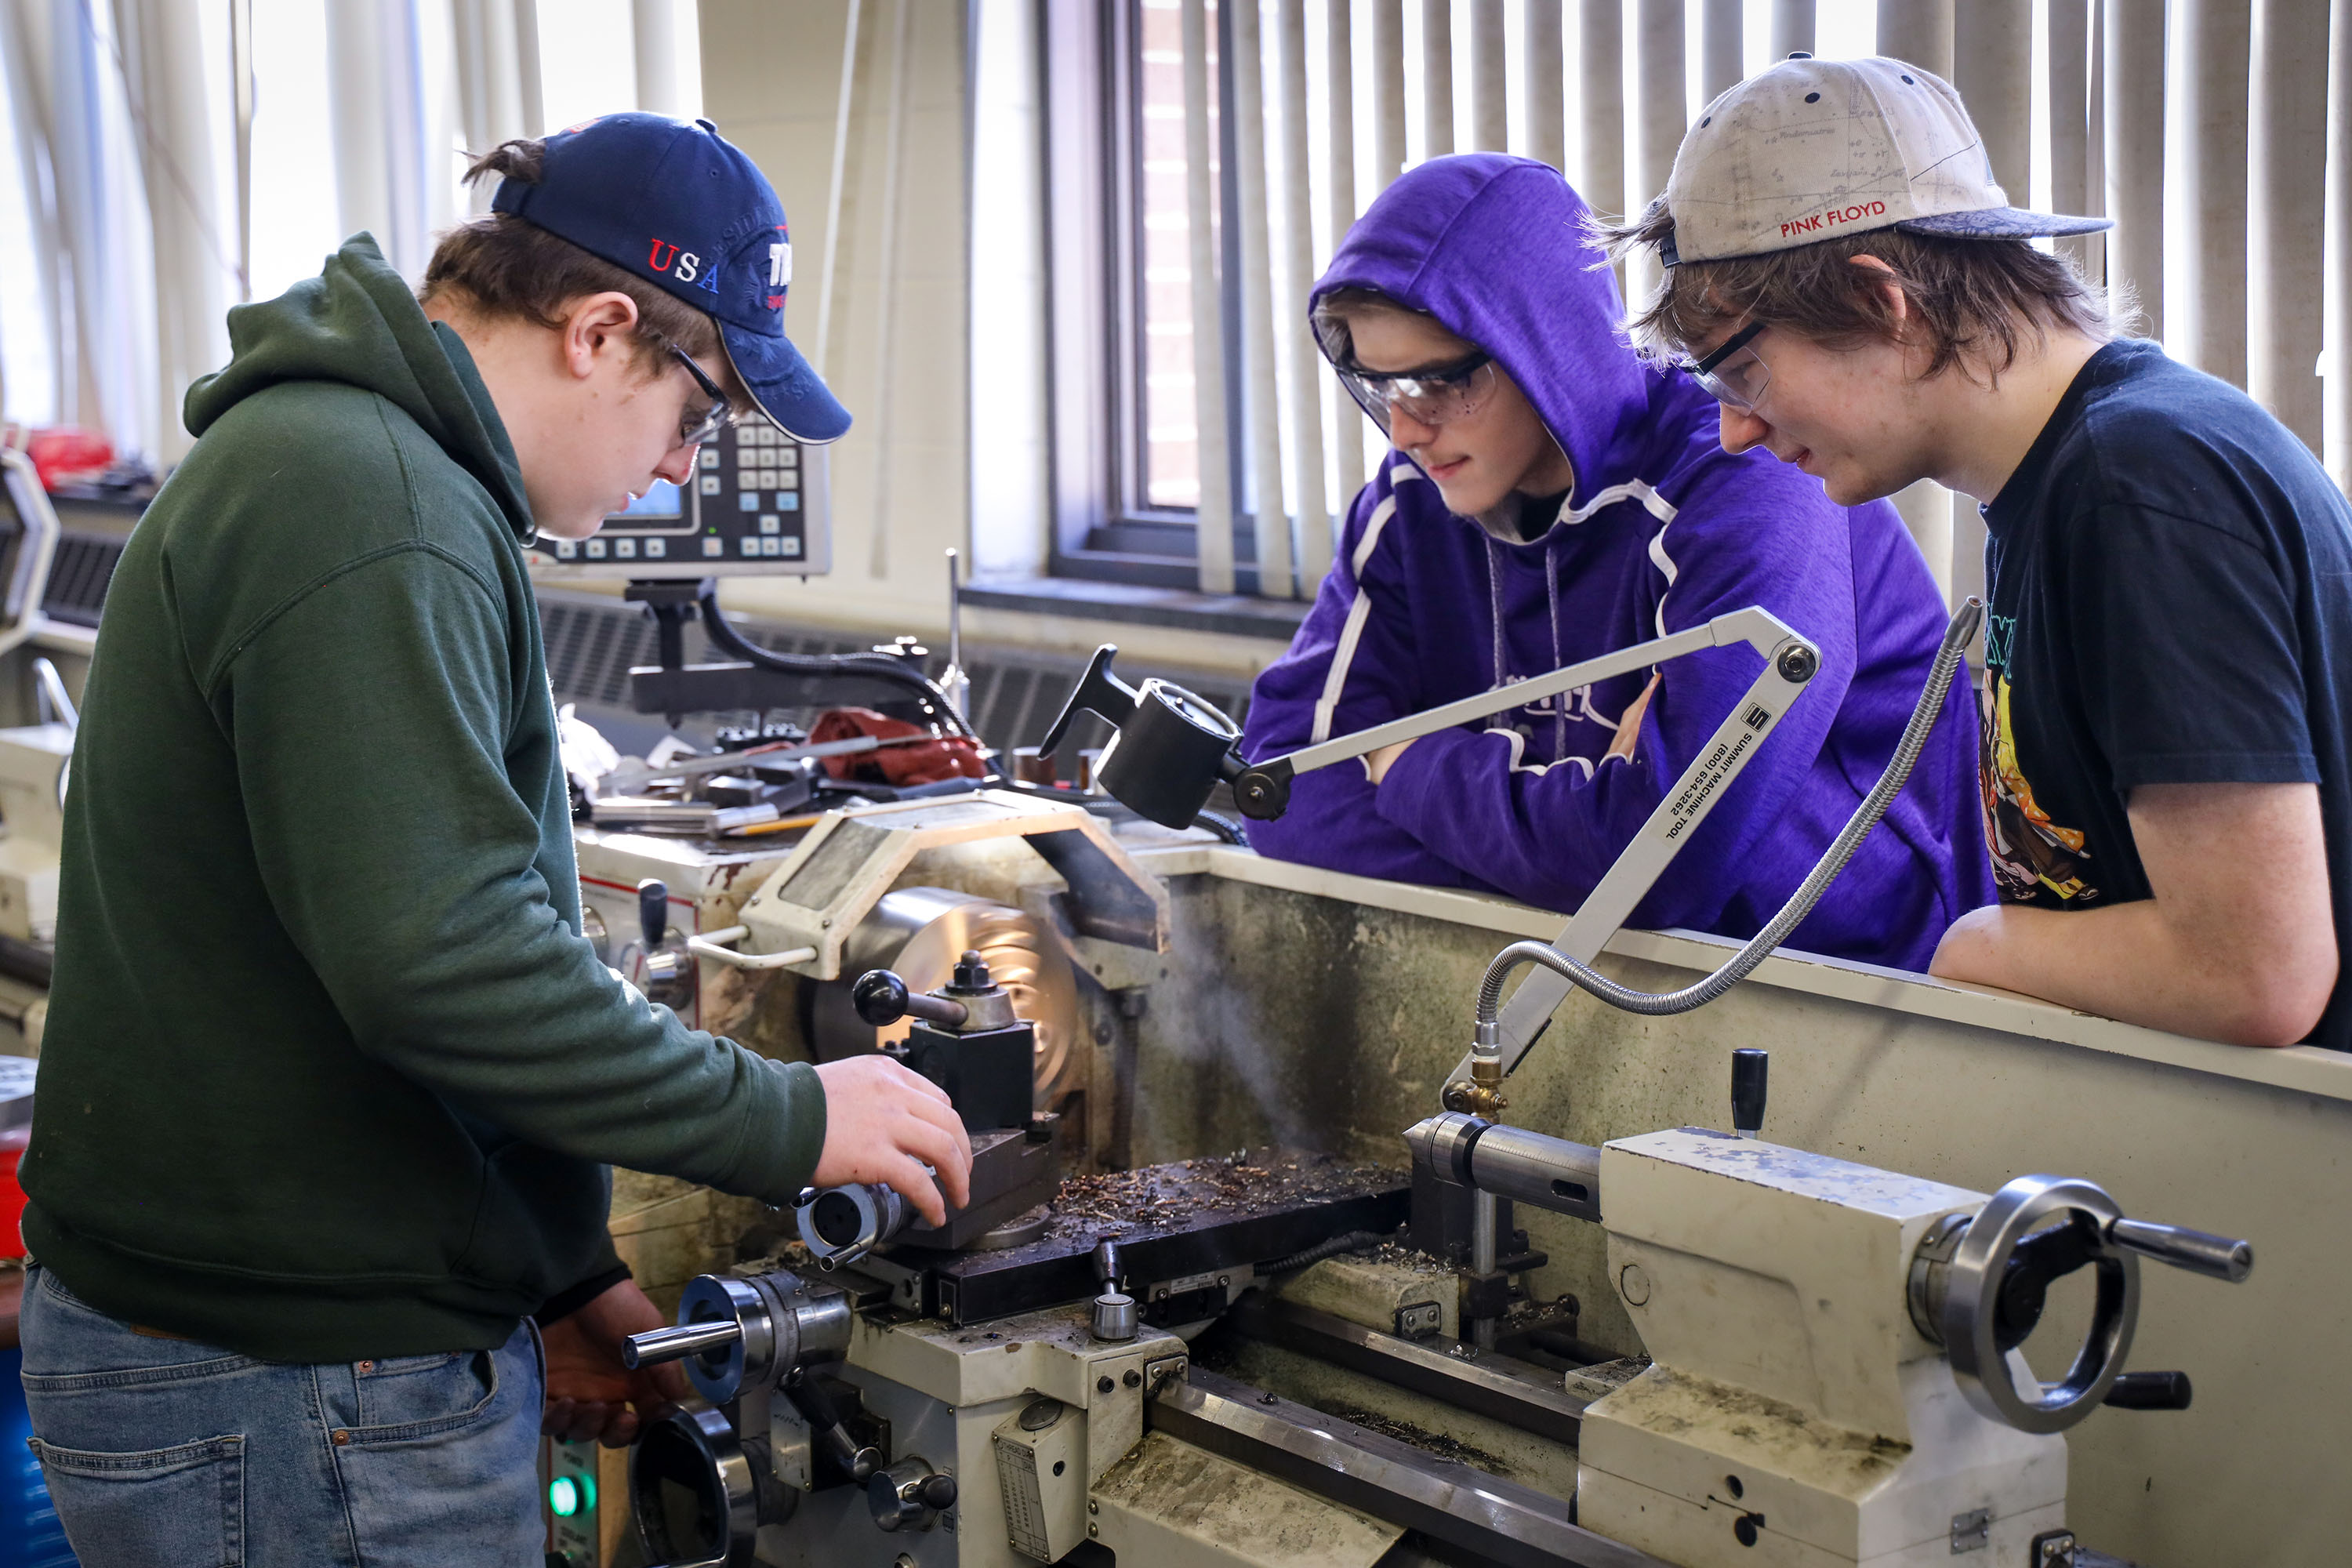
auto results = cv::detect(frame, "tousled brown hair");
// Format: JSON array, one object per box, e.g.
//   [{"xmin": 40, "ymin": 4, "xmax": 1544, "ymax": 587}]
[
  {"xmin": 422, "ymin": 140, "xmax": 741, "ymax": 395},
  {"xmin": 1589, "ymin": 196, "xmax": 2120, "ymax": 380}
]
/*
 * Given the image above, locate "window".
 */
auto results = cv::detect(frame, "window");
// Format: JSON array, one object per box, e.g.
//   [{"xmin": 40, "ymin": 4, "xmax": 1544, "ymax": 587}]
[{"xmin": 1036, "ymin": 2, "xmax": 2148, "ymax": 606}]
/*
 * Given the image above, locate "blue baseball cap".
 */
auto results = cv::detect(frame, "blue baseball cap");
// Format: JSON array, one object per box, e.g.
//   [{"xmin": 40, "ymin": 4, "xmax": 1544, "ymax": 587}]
[{"xmin": 491, "ymin": 112, "xmax": 850, "ymax": 443}]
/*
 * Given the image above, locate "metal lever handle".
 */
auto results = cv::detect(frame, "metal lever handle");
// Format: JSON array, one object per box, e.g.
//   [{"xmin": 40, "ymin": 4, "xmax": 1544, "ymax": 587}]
[
  {"xmin": 789, "ymin": 1377, "xmax": 882, "ymax": 1483},
  {"xmin": 2103, "ymin": 1370, "xmax": 2194, "ymax": 1410},
  {"xmin": 2107, "ymin": 1217, "xmax": 2255, "ymax": 1283},
  {"xmin": 1038, "ymin": 644, "xmax": 1140, "ymax": 758},
  {"xmin": 851, "ymin": 968, "xmax": 969, "ymax": 1029},
  {"xmin": 637, "ymin": 879, "xmax": 670, "ymax": 950},
  {"xmin": 622, "ymin": 1318, "xmax": 742, "ymax": 1370},
  {"xmin": 1731, "ymin": 1049, "xmax": 1768, "ymax": 1138}
]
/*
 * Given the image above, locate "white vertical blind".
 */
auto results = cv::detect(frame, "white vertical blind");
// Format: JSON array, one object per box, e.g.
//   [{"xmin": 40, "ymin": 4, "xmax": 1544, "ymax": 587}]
[
  {"xmin": 111, "ymin": 0, "xmax": 236, "ymax": 464},
  {"xmin": 1875, "ymin": 0, "xmax": 1952, "ymax": 77},
  {"xmin": 2085, "ymin": 0, "xmax": 2107, "ymax": 280},
  {"xmin": 1630, "ymin": 0, "xmax": 1683, "ymax": 308},
  {"xmin": 1326, "ymin": 0, "xmax": 1367, "ymax": 526},
  {"xmin": 1947, "ymin": 1, "xmax": 2028, "ymax": 622},
  {"xmin": 1421, "ymin": 0, "xmax": 1454, "ymax": 155},
  {"xmin": 1577, "ymin": 0, "xmax": 1624, "ymax": 216},
  {"xmin": 1181, "ymin": 0, "xmax": 1236, "ymax": 594},
  {"xmin": 452, "ymin": 0, "xmax": 542, "ymax": 201},
  {"xmin": 2103, "ymin": 2, "xmax": 2165, "ymax": 337},
  {"xmin": 1701, "ymin": 0, "xmax": 1743, "ymax": 103},
  {"xmin": 2047, "ymin": 0, "xmax": 2094, "ymax": 276},
  {"xmin": 2328, "ymin": 0, "xmax": 2352, "ymax": 488},
  {"xmin": 1469, "ymin": 0, "xmax": 1506, "ymax": 151},
  {"xmin": 1277, "ymin": 0, "xmax": 1334, "ymax": 587},
  {"xmin": 2179, "ymin": 0, "xmax": 2250, "ymax": 382},
  {"xmin": 1370, "ymin": 0, "xmax": 1406, "ymax": 190},
  {"xmin": 1523, "ymin": 1, "xmax": 1564, "ymax": 169},
  {"xmin": 2249, "ymin": 0, "xmax": 2330, "ymax": 448},
  {"xmin": 1770, "ymin": 0, "xmax": 1815, "ymax": 60},
  {"xmin": 631, "ymin": 0, "xmax": 681, "ymax": 115},
  {"xmin": 1231, "ymin": 0, "xmax": 1294, "ymax": 597}
]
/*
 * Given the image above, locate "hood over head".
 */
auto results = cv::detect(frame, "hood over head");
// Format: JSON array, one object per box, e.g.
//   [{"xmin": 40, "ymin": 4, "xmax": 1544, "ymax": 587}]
[
  {"xmin": 185, "ymin": 234, "xmax": 534, "ymax": 541},
  {"xmin": 1312, "ymin": 154, "xmax": 1669, "ymax": 521}
]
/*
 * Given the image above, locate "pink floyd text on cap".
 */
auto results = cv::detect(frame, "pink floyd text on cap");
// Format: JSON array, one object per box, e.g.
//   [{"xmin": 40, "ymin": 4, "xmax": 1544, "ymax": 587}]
[
  {"xmin": 489, "ymin": 111, "xmax": 850, "ymax": 444},
  {"xmin": 1659, "ymin": 54, "xmax": 2112, "ymax": 267}
]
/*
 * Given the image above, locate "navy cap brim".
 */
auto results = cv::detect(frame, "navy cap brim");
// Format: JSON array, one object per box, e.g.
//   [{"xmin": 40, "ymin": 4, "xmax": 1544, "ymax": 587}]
[
  {"xmin": 721, "ymin": 325, "xmax": 851, "ymax": 444},
  {"xmin": 1896, "ymin": 206, "xmax": 2114, "ymax": 240}
]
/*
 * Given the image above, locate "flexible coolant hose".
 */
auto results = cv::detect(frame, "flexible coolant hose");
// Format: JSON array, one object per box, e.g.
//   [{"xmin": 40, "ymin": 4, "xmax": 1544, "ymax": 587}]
[
  {"xmin": 1475, "ymin": 598, "xmax": 1984, "ymax": 1022},
  {"xmin": 693, "ymin": 586, "xmax": 993, "ymax": 754}
]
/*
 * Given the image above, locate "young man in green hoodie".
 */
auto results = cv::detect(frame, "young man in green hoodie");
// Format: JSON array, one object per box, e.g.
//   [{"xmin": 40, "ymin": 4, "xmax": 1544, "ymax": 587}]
[{"xmin": 16, "ymin": 114, "xmax": 972, "ymax": 1565}]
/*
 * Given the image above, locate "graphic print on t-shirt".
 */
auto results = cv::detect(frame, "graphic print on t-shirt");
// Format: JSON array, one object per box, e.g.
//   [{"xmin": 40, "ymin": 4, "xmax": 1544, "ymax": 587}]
[{"xmin": 1979, "ymin": 613, "xmax": 2100, "ymax": 905}]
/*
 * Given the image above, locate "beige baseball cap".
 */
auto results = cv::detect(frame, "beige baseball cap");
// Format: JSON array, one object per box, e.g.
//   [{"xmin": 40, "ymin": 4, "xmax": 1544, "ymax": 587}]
[{"xmin": 1661, "ymin": 54, "xmax": 2110, "ymax": 266}]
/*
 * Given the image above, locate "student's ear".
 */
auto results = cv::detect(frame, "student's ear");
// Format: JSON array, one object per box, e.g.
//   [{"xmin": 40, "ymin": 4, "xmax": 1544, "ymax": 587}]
[
  {"xmin": 560, "ymin": 292, "xmax": 644, "ymax": 382},
  {"xmin": 1846, "ymin": 254, "xmax": 1913, "ymax": 337}
]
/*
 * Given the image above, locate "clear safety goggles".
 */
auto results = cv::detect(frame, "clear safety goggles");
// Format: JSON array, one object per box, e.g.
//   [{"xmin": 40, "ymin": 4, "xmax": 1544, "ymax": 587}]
[
  {"xmin": 1331, "ymin": 350, "xmax": 1499, "ymax": 434},
  {"xmin": 1314, "ymin": 314, "xmax": 1497, "ymax": 433},
  {"xmin": 669, "ymin": 343, "xmax": 737, "ymax": 448},
  {"xmin": 1685, "ymin": 321, "xmax": 1771, "ymax": 413}
]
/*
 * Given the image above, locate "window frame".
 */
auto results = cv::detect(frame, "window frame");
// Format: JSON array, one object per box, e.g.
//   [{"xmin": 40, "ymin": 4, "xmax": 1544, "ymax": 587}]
[{"xmin": 1040, "ymin": 0, "xmax": 1265, "ymax": 590}]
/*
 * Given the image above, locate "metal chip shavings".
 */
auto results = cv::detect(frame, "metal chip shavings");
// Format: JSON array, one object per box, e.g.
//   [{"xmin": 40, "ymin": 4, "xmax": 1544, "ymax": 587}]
[
  {"xmin": 1047, "ymin": 1149, "xmax": 1406, "ymax": 1240},
  {"xmin": 1319, "ymin": 1405, "xmax": 1514, "ymax": 1475}
]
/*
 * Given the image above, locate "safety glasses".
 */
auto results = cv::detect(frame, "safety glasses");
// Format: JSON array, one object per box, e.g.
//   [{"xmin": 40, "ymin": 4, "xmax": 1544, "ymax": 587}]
[
  {"xmin": 669, "ymin": 344, "xmax": 736, "ymax": 448},
  {"xmin": 1685, "ymin": 321, "xmax": 1771, "ymax": 413},
  {"xmin": 1312, "ymin": 310, "xmax": 1497, "ymax": 434},
  {"xmin": 1330, "ymin": 350, "xmax": 1499, "ymax": 434}
]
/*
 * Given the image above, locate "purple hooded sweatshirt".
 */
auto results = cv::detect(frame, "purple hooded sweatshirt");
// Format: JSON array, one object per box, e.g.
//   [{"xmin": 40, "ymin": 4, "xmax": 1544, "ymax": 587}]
[{"xmin": 1240, "ymin": 155, "xmax": 1994, "ymax": 971}]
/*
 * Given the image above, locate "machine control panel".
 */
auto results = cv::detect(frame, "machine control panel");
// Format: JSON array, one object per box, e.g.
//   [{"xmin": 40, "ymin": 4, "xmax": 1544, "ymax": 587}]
[
  {"xmin": 526, "ymin": 412, "xmax": 832, "ymax": 578},
  {"xmin": 541, "ymin": 1438, "xmax": 608, "ymax": 1564}
]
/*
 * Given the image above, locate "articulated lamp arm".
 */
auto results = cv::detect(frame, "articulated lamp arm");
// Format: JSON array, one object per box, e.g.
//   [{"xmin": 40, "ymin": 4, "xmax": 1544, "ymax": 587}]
[
  {"xmin": 1039, "ymin": 605, "xmax": 1818, "ymax": 829},
  {"xmin": 1228, "ymin": 606, "xmax": 1818, "ymax": 818}
]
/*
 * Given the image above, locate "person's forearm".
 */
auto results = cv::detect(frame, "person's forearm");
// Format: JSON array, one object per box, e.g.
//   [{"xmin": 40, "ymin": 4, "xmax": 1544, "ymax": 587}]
[{"xmin": 1929, "ymin": 901, "xmax": 2326, "ymax": 1047}]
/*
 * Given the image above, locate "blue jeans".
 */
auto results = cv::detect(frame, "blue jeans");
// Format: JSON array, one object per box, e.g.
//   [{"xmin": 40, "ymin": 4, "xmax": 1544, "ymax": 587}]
[{"xmin": 16, "ymin": 1265, "xmax": 546, "ymax": 1567}]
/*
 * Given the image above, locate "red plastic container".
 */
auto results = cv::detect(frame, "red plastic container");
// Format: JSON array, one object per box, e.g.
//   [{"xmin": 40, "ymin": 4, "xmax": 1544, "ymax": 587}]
[{"xmin": 0, "ymin": 1126, "xmax": 31, "ymax": 1258}]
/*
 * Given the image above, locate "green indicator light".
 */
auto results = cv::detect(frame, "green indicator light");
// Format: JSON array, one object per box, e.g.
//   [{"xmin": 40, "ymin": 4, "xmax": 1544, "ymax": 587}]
[
  {"xmin": 549, "ymin": 1475, "xmax": 580, "ymax": 1518},
  {"xmin": 579, "ymin": 1474, "xmax": 597, "ymax": 1512}
]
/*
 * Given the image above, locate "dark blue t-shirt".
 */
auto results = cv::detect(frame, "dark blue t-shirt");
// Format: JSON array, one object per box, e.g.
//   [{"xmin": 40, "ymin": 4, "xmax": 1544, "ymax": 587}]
[{"xmin": 1980, "ymin": 339, "xmax": 2352, "ymax": 1051}]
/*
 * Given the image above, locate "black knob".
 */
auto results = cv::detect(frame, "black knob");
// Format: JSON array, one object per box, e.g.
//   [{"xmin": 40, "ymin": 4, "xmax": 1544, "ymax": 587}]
[
  {"xmin": 853, "ymin": 969, "xmax": 910, "ymax": 1025},
  {"xmin": 1732, "ymin": 1049, "xmax": 1769, "ymax": 1137},
  {"xmin": 918, "ymin": 1473, "xmax": 958, "ymax": 1509},
  {"xmin": 2104, "ymin": 1370, "xmax": 2193, "ymax": 1410},
  {"xmin": 637, "ymin": 879, "xmax": 670, "ymax": 949},
  {"xmin": 852, "ymin": 968, "xmax": 970, "ymax": 1029}
]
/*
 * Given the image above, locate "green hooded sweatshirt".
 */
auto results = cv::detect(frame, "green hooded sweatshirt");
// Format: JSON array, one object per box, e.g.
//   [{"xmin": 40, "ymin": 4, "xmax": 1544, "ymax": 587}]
[{"xmin": 21, "ymin": 236, "xmax": 824, "ymax": 1362}]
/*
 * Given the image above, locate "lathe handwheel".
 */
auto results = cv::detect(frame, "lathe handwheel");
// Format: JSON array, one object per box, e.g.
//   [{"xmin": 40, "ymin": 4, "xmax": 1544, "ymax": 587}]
[
  {"xmin": 1940, "ymin": 1174, "xmax": 2141, "ymax": 1436},
  {"xmin": 630, "ymin": 1404, "xmax": 760, "ymax": 1568}
]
